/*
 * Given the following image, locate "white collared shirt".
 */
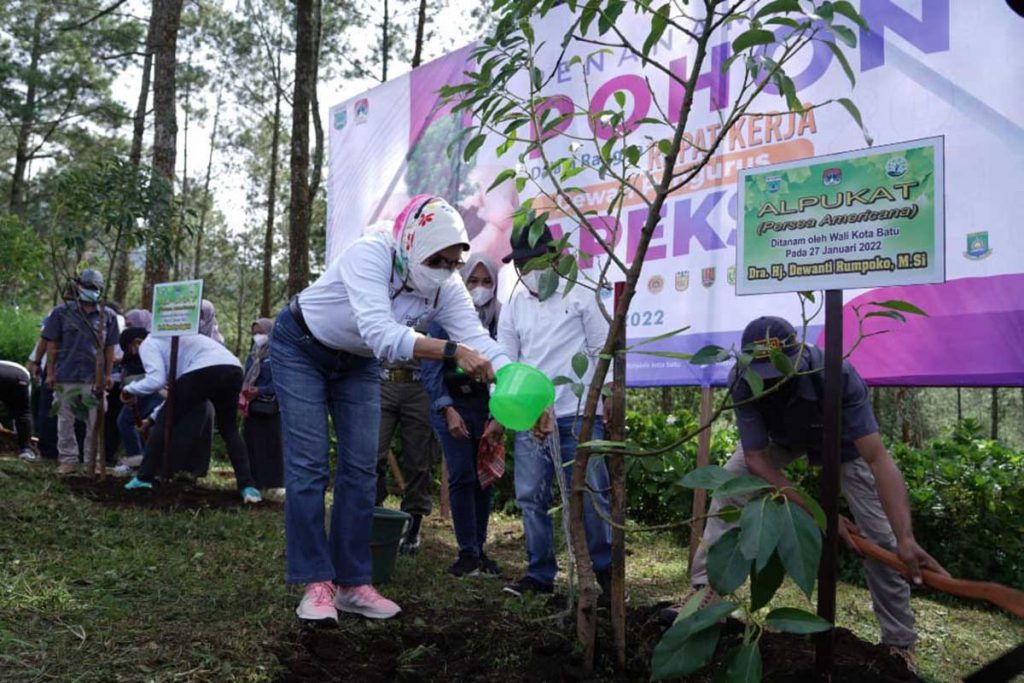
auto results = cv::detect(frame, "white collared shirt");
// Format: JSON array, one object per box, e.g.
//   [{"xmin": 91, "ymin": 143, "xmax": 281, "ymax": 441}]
[
  {"xmin": 498, "ymin": 281, "xmax": 609, "ymax": 419},
  {"xmin": 298, "ymin": 232, "xmax": 510, "ymax": 367},
  {"xmin": 126, "ymin": 334, "xmax": 241, "ymax": 397}
]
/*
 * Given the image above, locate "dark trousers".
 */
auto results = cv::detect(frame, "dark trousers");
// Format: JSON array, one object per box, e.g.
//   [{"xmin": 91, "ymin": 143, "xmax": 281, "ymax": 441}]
[
  {"xmin": 244, "ymin": 413, "xmax": 283, "ymax": 488},
  {"xmin": 104, "ymin": 382, "xmax": 123, "ymax": 465},
  {"xmin": 375, "ymin": 380, "xmax": 437, "ymax": 516},
  {"xmin": 0, "ymin": 377, "xmax": 33, "ymax": 451},
  {"xmin": 35, "ymin": 383, "xmax": 58, "ymax": 459},
  {"xmin": 435, "ymin": 403, "xmax": 492, "ymax": 556},
  {"xmin": 138, "ymin": 365, "xmax": 254, "ymax": 491}
]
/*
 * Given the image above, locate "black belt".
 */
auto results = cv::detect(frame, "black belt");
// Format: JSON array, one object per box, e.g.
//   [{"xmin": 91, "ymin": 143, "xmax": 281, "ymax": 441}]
[{"xmin": 288, "ymin": 296, "xmax": 349, "ymax": 357}]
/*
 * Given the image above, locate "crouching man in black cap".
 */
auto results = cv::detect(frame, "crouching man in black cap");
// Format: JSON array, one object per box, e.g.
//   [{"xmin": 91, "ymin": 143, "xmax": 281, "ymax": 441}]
[{"xmin": 669, "ymin": 316, "xmax": 947, "ymax": 668}]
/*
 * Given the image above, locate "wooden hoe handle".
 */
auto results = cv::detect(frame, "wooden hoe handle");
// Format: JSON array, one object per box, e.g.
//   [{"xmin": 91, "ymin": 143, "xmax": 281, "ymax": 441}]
[{"xmin": 849, "ymin": 532, "xmax": 1024, "ymax": 619}]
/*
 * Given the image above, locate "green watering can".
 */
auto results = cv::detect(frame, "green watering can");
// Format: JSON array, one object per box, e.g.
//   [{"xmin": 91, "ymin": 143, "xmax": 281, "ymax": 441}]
[{"xmin": 488, "ymin": 362, "xmax": 556, "ymax": 430}]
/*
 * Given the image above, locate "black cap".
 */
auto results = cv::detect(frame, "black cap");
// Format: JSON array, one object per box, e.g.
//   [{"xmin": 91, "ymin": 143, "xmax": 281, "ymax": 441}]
[
  {"xmin": 502, "ymin": 224, "xmax": 555, "ymax": 263},
  {"xmin": 740, "ymin": 316, "xmax": 800, "ymax": 379},
  {"xmin": 119, "ymin": 327, "xmax": 149, "ymax": 355}
]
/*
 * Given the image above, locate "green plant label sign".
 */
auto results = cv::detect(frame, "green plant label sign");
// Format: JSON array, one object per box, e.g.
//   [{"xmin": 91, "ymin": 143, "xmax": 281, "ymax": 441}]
[
  {"xmin": 736, "ymin": 137, "xmax": 945, "ymax": 295},
  {"xmin": 151, "ymin": 279, "xmax": 204, "ymax": 338}
]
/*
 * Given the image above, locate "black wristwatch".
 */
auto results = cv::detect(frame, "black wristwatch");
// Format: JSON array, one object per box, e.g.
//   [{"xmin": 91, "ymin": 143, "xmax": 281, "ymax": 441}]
[{"xmin": 443, "ymin": 340, "xmax": 459, "ymax": 360}]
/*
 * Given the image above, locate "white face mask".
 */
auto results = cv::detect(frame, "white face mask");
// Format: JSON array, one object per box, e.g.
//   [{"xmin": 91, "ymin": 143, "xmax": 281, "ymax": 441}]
[
  {"xmin": 252, "ymin": 333, "xmax": 269, "ymax": 347},
  {"xmin": 519, "ymin": 270, "xmax": 541, "ymax": 293},
  {"xmin": 409, "ymin": 262, "xmax": 452, "ymax": 295},
  {"xmin": 470, "ymin": 286, "xmax": 494, "ymax": 307}
]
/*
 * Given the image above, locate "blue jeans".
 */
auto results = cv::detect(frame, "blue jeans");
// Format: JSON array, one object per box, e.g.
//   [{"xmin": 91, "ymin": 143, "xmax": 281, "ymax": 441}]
[
  {"xmin": 434, "ymin": 403, "xmax": 492, "ymax": 556},
  {"xmin": 272, "ymin": 307, "xmax": 381, "ymax": 586},
  {"xmin": 117, "ymin": 393, "xmax": 162, "ymax": 457},
  {"xmin": 514, "ymin": 416, "xmax": 612, "ymax": 585}
]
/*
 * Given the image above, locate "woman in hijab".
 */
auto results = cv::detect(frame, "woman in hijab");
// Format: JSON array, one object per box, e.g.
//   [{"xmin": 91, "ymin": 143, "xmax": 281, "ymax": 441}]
[
  {"xmin": 242, "ymin": 318, "xmax": 283, "ymax": 499},
  {"xmin": 272, "ymin": 195, "xmax": 510, "ymax": 624},
  {"xmin": 420, "ymin": 254, "xmax": 505, "ymax": 578},
  {"xmin": 198, "ymin": 300, "xmax": 225, "ymax": 345}
]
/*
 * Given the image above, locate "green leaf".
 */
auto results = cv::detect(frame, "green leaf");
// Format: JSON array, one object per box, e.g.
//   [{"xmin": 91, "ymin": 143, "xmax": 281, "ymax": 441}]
[
  {"xmin": 750, "ymin": 552, "xmax": 785, "ymax": 611},
  {"xmin": 690, "ymin": 345, "xmax": 730, "ymax": 365},
  {"xmin": 825, "ymin": 40, "xmax": 856, "ymax": 87},
  {"xmin": 778, "ymin": 500, "xmax": 822, "ymax": 599},
  {"xmin": 706, "ymin": 528, "xmax": 750, "ymax": 595},
  {"xmin": 831, "ymin": 24, "xmax": 857, "ymax": 48},
  {"xmin": 538, "ymin": 269, "xmax": 559, "ymax": 301},
  {"xmin": 831, "ymin": 1, "xmax": 869, "ymax": 30},
  {"xmin": 712, "ymin": 475, "xmax": 772, "ymax": 500},
  {"xmin": 790, "ymin": 485, "xmax": 827, "ymax": 531},
  {"xmin": 837, "ymin": 97, "xmax": 873, "ymax": 146},
  {"xmin": 754, "ymin": 0, "xmax": 801, "ymax": 20},
  {"xmin": 651, "ymin": 622, "xmax": 721, "ymax": 680},
  {"xmin": 765, "ymin": 607, "xmax": 833, "ymax": 634},
  {"xmin": 571, "ymin": 352, "xmax": 589, "ymax": 379},
  {"xmin": 870, "ymin": 299, "xmax": 928, "ymax": 317},
  {"xmin": 717, "ymin": 505, "xmax": 742, "ymax": 523},
  {"xmin": 613, "ymin": 90, "xmax": 626, "ymax": 108},
  {"xmin": 463, "ymin": 134, "xmax": 486, "ymax": 162},
  {"xmin": 744, "ymin": 368, "xmax": 764, "ymax": 397},
  {"xmin": 777, "ymin": 72, "xmax": 803, "ymax": 113},
  {"xmin": 624, "ymin": 325, "xmax": 691, "ymax": 351},
  {"xmin": 732, "ymin": 29, "xmax": 775, "ymax": 53},
  {"xmin": 740, "ymin": 498, "xmax": 785, "ymax": 566},
  {"xmin": 623, "ymin": 144, "xmax": 641, "ymax": 166},
  {"xmin": 642, "ymin": 4, "xmax": 670, "ymax": 60},
  {"xmin": 725, "ymin": 642, "xmax": 762, "ymax": 683},
  {"xmin": 552, "ymin": 376, "xmax": 575, "ymax": 386},
  {"xmin": 769, "ymin": 347, "xmax": 794, "ymax": 377},
  {"xmin": 680, "ymin": 465, "xmax": 735, "ymax": 491},
  {"xmin": 864, "ymin": 310, "xmax": 906, "ymax": 324},
  {"xmin": 487, "ymin": 168, "xmax": 516, "ymax": 193},
  {"xmin": 633, "ymin": 350, "xmax": 695, "ymax": 361},
  {"xmin": 657, "ymin": 138, "xmax": 673, "ymax": 156}
]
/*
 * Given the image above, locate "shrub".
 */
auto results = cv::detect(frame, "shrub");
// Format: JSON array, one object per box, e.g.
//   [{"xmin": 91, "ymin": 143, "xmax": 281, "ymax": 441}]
[{"xmin": 0, "ymin": 307, "xmax": 43, "ymax": 364}]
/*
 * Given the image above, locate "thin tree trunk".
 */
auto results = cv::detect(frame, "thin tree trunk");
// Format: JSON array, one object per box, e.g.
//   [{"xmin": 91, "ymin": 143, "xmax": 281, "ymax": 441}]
[
  {"xmin": 897, "ymin": 387, "xmax": 909, "ymax": 444},
  {"xmin": 114, "ymin": 11, "xmax": 157, "ymax": 305},
  {"xmin": 262, "ymin": 60, "xmax": 283, "ymax": 318},
  {"xmin": 176, "ymin": 52, "xmax": 192, "ymax": 282},
  {"xmin": 307, "ymin": 0, "xmax": 324, "ymax": 205},
  {"xmin": 991, "ymin": 387, "xmax": 999, "ymax": 440},
  {"xmin": 9, "ymin": 8, "xmax": 46, "ymax": 217},
  {"xmin": 660, "ymin": 386, "xmax": 673, "ymax": 414},
  {"xmin": 193, "ymin": 88, "xmax": 222, "ymax": 279},
  {"xmin": 411, "ymin": 0, "xmax": 428, "ymax": 68},
  {"xmin": 956, "ymin": 387, "xmax": 962, "ymax": 423},
  {"xmin": 142, "ymin": 0, "xmax": 185, "ymax": 309},
  {"xmin": 287, "ymin": 0, "xmax": 314, "ymax": 298}
]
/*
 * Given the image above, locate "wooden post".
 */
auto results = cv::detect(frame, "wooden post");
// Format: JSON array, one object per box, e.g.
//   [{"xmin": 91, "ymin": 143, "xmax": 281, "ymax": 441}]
[
  {"xmin": 815, "ymin": 290, "xmax": 844, "ymax": 678},
  {"xmin": 609, "ymin": 282, "xmax": 627, "ymax": 669},
  {"xmin": 688, "ymin": 386, "xmax": 714, "ymax": 574},
  {"xmin": 385, "ymin": 449, "xmax": 406, "ymax": 493},
  {"xmin": 439, "ymin": 454, "xmax": 451, "ymax": 519},
  {"xmin": 161, "ymin": 336, "xmax": 179, "ymax": 481}
]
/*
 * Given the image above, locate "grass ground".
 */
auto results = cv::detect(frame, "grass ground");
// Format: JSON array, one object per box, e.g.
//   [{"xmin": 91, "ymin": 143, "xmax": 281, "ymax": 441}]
[{"xmin": 0, "ymin": 458, "xmax": 1020, "ymax": 682}]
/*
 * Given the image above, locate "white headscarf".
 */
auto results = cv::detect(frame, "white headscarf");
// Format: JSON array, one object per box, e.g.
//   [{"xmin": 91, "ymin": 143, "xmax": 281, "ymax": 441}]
[
  {"xmin": 199, "ymin": 299, "xmax": 225, "ymax": 344},
  {"xmin": 460, "ymin": 253, "xmax": 500, "ymax": 332},
  {"xmin": 392, "ymin": 194, "xmax": 470, "ymax": 297}
]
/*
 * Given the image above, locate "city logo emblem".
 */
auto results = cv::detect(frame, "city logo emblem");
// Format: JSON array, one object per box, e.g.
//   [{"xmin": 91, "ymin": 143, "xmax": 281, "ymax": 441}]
[
  {"xmin": 354, "ymin": 98, "xmax": 369, "ymax": 124},
  {"xmin": 701, "ymin": 267, "xmax": 715, "ymax": 288},
  {"xmin": 822, "ymin": 167, "xmax": 842, "ymax": 185},
  {"xmin": 647, "ymin": 274, "xmax": 665, "ymax": 294},
  {"xmin": 333, "ymin": 109, "xmax": 347, "ymax": 131},
  {"xmin": 674, "ymin": 270, "xmax": 689, "ymax": 292},
  {"xmin": 964, "ymin": 231, "xmax": 992, "ymax": 260},
  {"xmin": 766, "ymin": 176, "xmax": 781, "ymax": 193},
  {"xmin": 885, "ymin": 156, "xmax": 908, "ymax": 178},
  {"xmin": 727, "ymin": 265, "xmax": 736, "ymax": 286}
]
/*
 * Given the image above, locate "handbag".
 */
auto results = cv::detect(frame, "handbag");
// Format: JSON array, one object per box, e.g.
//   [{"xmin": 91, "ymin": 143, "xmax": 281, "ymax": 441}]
[{"xmin": 248, "ymin": 396, "xmax": 280, "ymax": 416}]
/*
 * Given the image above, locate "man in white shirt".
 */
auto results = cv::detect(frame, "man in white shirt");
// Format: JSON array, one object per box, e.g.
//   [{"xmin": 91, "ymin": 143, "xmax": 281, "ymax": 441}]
[{"xmin": 497, "ymin": 226, "xmax": 614, "ymax": 598}]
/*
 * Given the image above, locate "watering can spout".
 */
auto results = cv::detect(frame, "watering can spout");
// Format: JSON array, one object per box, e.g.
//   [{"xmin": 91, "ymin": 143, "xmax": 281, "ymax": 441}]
[{"xmin": 488, "ymin": 363, "xmax": 556, "ymax": 430}]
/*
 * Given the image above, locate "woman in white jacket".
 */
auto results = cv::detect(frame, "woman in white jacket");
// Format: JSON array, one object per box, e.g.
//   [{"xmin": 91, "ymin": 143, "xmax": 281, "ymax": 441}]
[{"xmin": 273, "ymin": 195, "xmax": 510, "ymax": 624}]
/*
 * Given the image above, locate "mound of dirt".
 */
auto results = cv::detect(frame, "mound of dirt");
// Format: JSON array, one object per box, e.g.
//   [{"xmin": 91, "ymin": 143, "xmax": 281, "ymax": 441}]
[{"xmin": 64, "ymin": 474, "xmax": 282, "ymax": 512}]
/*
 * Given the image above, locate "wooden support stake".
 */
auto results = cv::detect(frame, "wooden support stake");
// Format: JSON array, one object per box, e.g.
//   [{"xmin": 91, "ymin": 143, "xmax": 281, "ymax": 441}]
[
  {"xmin": 688, "ymin": 386, "xmax": 714, "ymax": 575},
  {"xmin": 439, "ymin": 452, "xmax": 451, "ymax": 519},
  {"xmin": 162, "ymin": 336, "xmax": 179, "ymax": 481},
  {"xmin": 609, "ymin": 282, "xmax": 627, "ymax": 669},
  {"xmin": 386, "ymin": 449, "xmax": 406, "ymax": 493},
  {"xmin": 815, "ymin": 289, "xmax": 844, "ymax": 679}
]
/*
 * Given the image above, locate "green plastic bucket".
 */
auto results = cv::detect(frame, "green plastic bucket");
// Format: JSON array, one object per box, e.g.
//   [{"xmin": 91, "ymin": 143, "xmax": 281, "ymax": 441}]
[
  {"xmin": 371, "ymin": 507, "xmax": 411, "ymax": 585},
  {"xmin": 489, "ymin": 362, "xmax": 556, "ymax": 430}
]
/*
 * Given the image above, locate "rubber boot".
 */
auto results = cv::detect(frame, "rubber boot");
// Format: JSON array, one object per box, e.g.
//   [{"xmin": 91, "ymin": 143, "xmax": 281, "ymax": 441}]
[{"xmin": 400, "ymin": 514, "xmax": 422, "ymax": 555}]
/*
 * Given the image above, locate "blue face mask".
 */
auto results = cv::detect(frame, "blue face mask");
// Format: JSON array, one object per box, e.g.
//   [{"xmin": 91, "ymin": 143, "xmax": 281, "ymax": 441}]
[{"xmin": 78, "ymin": 286, "xmax": 101, "ymax": 303}]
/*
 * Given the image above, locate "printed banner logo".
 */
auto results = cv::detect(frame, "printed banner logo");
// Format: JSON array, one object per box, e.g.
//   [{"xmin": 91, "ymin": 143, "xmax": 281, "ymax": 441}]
[
  {"xmin": 766, "ymin": 176, "xmax": 781, "ymax": 193},
  {"xmin": 727, "ymin": 265, "xmax": 736, "ymax": 286},
  {"xmin": 885, "ymin": 156, "xmax": 908, "ymax": 178},
  {"xmin": 674, "ymin": 270, "xmax": 689, "ymax": 292},
  {"xmin": 647, "ymin": 274, "xmax": 664, "ymax": 294},
  {"xmin": 354, "ymin": 98, "xmax": 369, "ymax": 124},
  {"xmin": 333, "ymin": 110, "xmax": 347, "ymax": 131},
  {"xmin": 701, "ymin": 267, "xmax": 715, "ymax": 288},
  {"xmin": 822, "ymin": 167, "xmax": 842, "ymax": 186},
  {"xmin": 964, "ymin": 231, "xmax": 992, "ymax": 260}
]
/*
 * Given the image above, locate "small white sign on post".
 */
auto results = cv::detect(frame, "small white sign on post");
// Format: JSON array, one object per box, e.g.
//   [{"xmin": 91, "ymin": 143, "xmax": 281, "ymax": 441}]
[{"xmin": 151, "ymin": 279, "xmax": 204, "ymax": 337}]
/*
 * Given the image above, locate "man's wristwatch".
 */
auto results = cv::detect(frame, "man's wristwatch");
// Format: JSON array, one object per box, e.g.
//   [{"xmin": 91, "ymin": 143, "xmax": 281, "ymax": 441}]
[{"xmin": 443, "ymin": 340, "xmax": 459, "ymax": 360}]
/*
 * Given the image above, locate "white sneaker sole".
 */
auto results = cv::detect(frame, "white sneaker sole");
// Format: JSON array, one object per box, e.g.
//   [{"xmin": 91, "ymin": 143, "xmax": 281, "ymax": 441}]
[
  {"xmin": 295, "ymin": 606, "xmax": 338, "ymax": 625},
  {"xmin": 336, "ymin": 602, "xmax": 402, "ymax": 620}
]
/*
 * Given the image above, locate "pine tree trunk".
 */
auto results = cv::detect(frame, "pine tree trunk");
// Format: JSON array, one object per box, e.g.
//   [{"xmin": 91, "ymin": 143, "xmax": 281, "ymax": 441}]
[
  {"xmin": 262, "ymin": 65, "xmax": 282, "ymax": 318},
  {"xmin": 9, "ymin": 8, "xmax": 46, "ymax": 217},
  {"xmin": 991, "ymin": 387, "xmax": 999, "ymax": 440},
  {"xmin": 115, "ymin": 11, "xmax": 157, "ymax": 305},
  {"xmin": 411, "ymin": 0, "xmax": 428, "ymax": 68},
  {"xmin": 142, "ymin": 0, "xmax": 185, "ymax": 309},
  {"xmin": 307, "ymin": 0, "xmax": 324, "ymax": 206},
  {"xmin": 287, "ymin": 0, "xmax": 314, "ymax": 298},
  {"xmin": 956, "ymin": 387, "xmax": 962, "ymax": 423},
  {"xmin": 193, "ymin": 89, "xmax": 222, "ymax": 279},
  {"xmin": 660, "ymin": 386, "xmax": 673, "ymax": 414}
]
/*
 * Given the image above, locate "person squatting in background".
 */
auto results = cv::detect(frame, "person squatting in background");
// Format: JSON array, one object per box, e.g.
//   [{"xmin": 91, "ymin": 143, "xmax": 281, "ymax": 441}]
[
  {"xmin": 497, "ymin": 226, "xmax": 616, "ymax": 600},
  {"xmin": 41, "ymin": 269, "xmax": 119, "ymax": 475},
  {"xmin": 420, "ymin": 254, "xmax": 506, "ymax": 578},
  {"xmin": 112, "ymin": 327, "xmax": 161, "ymax": 476},
  {"xmin": 121, "ymin": 328, "xmax": 261, "ymax": 503},
  {"xmin": 242, "ymin": 318, "xmax": 285, "ymax": 500},
  {"xmin": 0, "ymin": 360, "xmax": 35, "ymax": 461},
  {"xmin": 272, "ymin": 195, "xmax": 509, "ymax": 624}
]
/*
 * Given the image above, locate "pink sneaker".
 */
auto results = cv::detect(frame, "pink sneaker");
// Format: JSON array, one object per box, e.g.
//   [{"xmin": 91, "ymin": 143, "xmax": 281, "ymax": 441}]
[
  {"xmin": 295, "ymin": 581, "xmax": 338, "ymax": 624},
  {"xmin": 335, "ymin": 584, "xmax": 401, "ymax": 619}
]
